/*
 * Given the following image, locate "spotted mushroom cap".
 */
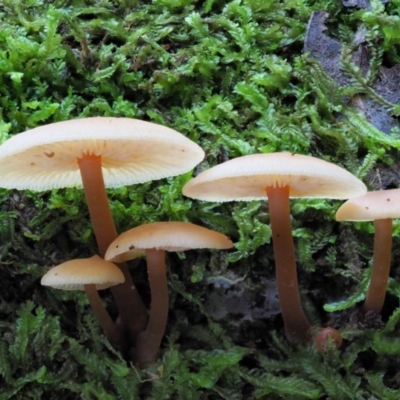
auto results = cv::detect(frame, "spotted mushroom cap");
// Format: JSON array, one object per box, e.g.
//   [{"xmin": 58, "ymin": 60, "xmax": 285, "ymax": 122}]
[
  {"xmin": 105, "ymin": 221, "xmax": 233, "ymax": 263},
  {"xmin": 40, "ymin": 255, "xmax": 125, "ymax": 290},
  {"xmin": 182, "ymin": 152, "xmax": 367, "ymax": 201},
  {"xmin": 336, "ymin": 188, "xmax": 400, "ymax": 221},
  {"xmin": 0, "ymin": 117, "xmax": 205, "ymax": 190}
]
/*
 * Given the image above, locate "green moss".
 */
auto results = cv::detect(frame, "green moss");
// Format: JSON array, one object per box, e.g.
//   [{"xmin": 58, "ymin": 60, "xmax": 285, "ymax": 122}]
[{"xmin": 2, "ymin": 0, "xmax": 400, "ymax": 398}]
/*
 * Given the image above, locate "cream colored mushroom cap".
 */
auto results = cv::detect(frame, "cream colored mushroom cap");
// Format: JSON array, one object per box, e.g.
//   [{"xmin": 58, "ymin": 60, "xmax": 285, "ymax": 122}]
[
  {"xmin": 0, "ymin": 117, "xmax": 205, "ymax": 190},
  {"xmin": 40, "ymin": 255, "xmax": 125, "ymax": 290},
  {"xmin": 336, "ymin": 188, "xmax": 400, "ymax": 221},
  {"xmin": 182, "ymin": 152, "xmax": 367, "ymax": 201},
  {"xmin": 105, "ymin": 221, "xmax": 233, "ymax": 263}
]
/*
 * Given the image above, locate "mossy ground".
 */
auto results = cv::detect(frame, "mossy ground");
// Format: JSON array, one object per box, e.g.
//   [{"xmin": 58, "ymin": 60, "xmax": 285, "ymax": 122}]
[{"xmin": 1, "ymin": 0, "xmax": 400, "ymax": 398}]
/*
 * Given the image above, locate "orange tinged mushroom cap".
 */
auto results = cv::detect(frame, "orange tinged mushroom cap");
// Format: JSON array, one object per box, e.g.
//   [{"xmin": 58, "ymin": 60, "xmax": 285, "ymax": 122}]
[
  {"xmin": 183, "ymin": 152, "xmax": 367, "ymax": 201},
  {"xmin": 0, "ymin": 117, "xmax": 205, "ymax": 190},
  {"xmin": 336, "ymin": 188, "xmax": 400, "ymax": 221},
  {"xmin": 105, "ymin": 221, "xmax": 233, "ymax": 263},
  {"xmin": 41, "ymin": 255, "xmax": 125, "ymax": 290}
]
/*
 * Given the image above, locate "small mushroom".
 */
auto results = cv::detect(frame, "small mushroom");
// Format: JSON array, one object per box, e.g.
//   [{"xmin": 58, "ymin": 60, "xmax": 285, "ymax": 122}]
[
  {"xmin": 105, "ymin": 221, "xmax": 233, "ymax": 367},
  {"xmin": 336, "ymin": 188, "xmax": 400, "ymax": 314},
  {"xmin": 315, "ymin": 327, "xmax": 343, "ymax": 352},
  {"xmin": 41, "ymin": 255, "xmax": 125, "ymax": 348},
  {"xmin": 183, "ymin": 152, "xmax": 367, "ymax": 343}
]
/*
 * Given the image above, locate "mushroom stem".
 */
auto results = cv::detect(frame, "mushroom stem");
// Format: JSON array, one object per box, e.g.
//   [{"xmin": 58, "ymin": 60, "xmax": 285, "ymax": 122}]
[
  {"xmin": 266, "ymin": 185, "xmax": 312, "ymax": 343},
  {"xmin": 135, "ymin": 249, "xmax": 169, "ymax": 367},
  {"xmin": 77, "ymin": 154, "xmax": 148, "ymax": 341},
  {"xmin": 363, "ymin": 218, "xmax": 393, "ymax": 314},
  {"xmin": 84, "ymin": 284, "xmax": 126, "ymax": 349}
]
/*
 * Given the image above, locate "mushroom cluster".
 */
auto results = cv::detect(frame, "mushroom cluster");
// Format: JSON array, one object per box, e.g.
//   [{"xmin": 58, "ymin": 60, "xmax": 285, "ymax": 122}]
[
  {"xmin": 0, "ymin": 117, "xmax": 205, "ymax": 355},
  {"xmin": 0, "ymin": 116, "xmax": 393, "ymax": 367}
]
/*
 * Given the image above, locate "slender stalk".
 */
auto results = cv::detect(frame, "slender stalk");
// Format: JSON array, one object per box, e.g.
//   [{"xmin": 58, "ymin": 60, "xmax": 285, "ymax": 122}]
[
  {"xmin": 84, "ymin": 284, "xmax": 126, "ymax": 349},
  {"xmin": 363, "ymin": 218, "xmax": 393, "ymax": 313},
  {"xmin": 77, "ymin": 154, "xmax": 148, "ymax": 344},
  {"xmin": 266, "ymin": 185, "xmax": 311, "ymax": 343},
  {"xmin": 135, "ymin": 249, "xmax": 169, "ymax": 367}
]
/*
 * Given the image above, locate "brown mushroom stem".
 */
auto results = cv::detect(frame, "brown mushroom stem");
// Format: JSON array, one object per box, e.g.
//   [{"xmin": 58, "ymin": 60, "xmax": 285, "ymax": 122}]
[
  {"xmin": 84, "ymin": 284, "xmax": 126, "ymax": 349},
  {"xmin": 363, "ymin": 218, "xmax": 393, "ymax": 314},
  {"xmin": 266, "ymin": 185, "xmax": 312, "ymax": 343},
  {"xmin": 135, "ymin": 249, "xmax": 169, "ymax": 367},
  {"xmin": 77, "ymin": 154, "xmax": 148, "ymax": 341}
]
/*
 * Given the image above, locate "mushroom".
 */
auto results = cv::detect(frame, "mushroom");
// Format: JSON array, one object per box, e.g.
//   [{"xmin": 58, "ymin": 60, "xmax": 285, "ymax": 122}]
[
  {"xmin": 105, "ymin": 221, "xmax": 233, "ymax": 367},
  {"xmin": 336, "ymin": 188, "xmax": 400, "ymax": 314},
  {"xmin": 0, "ymin": 117, "xmax": 205, "ymax": 348},
  {"xmin": 41, "ymin": 255, "xmax": 125, "ymax": 348},
  {"xmin": 314, "ymin": 327, "xmax": 343, "ymax": 352},
  {"xmin": 182, "ymin": 152, "xmax": 367, "ymax": 343}
]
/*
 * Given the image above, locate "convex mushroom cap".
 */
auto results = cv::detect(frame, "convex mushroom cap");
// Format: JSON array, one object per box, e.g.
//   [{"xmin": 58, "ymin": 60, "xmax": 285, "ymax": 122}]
[
  {"xmin": 105, "ymin": 221, "xmax": 233, "ymax": 262},
  {"xmin": 182, "ymin": 152, "xmax": 367, "ymax": 200},
  {"xmin": 0, "ymin": 117, "xmax": 205, "ymax": 190},
  {"xmin": 41, "ymin": 255, "xmax": 125, "ymax": 290},
  {"xmin": 336, "ymin": 189, "xmax": 400, "ymax": 221}
]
